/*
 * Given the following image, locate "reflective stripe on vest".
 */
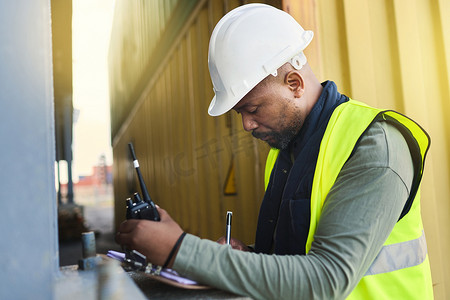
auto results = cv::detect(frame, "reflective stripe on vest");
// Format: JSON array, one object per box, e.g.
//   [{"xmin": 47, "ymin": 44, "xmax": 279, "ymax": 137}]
[
  {"xmin": 365, "ymin": 230, "xmax": 427, "ymax": 276},
  {"xmin": 264, "ymin": 148, "xmax": 279, "ymax": 190}
]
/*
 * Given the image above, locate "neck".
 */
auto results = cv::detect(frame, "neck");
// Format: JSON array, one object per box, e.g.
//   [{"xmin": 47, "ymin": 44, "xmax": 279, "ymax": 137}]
[{"xmin": 300, "ymin": 63, "xmax": 323, "ymax": 114}]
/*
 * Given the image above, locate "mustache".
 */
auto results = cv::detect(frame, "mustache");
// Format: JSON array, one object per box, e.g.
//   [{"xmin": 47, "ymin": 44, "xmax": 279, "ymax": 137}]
[{"xmin": 252, "ymin": 131, "xmax": 270, "ymax": 139}]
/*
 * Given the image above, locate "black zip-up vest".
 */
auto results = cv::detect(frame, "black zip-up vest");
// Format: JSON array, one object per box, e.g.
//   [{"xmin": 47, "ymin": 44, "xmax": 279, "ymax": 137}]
[{"xmin": 254, "ymin": 81, "xmax": 348, "ymax": 255}]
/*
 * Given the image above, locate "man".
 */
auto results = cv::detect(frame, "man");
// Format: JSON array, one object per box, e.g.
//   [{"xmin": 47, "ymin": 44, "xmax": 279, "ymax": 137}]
[{"xmin": 116, "ymin": 4, "xmax": 433, "ymax": 299}]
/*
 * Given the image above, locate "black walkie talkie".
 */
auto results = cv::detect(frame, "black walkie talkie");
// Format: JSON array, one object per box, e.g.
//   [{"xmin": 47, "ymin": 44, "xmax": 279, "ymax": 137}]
[
  {"xmin": 126, "ymin": 142, "xmax": 160, "ymax": 221},
  {"xmin": 123, "ymin": 143, "xmax": 160, "ymax": 271}
]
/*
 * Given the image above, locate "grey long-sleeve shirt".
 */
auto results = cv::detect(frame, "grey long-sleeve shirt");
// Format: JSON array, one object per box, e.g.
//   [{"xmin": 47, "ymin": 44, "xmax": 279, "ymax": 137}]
[{"xmin": 173, "ymin": 121, "xmax": 414, "ymax": 299}]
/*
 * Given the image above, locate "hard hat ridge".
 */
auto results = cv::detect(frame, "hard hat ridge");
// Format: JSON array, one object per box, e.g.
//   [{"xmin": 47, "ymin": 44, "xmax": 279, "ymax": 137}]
[{"xmin": 208, "ymin": 3, "xmax": 313, "ymax": 116}]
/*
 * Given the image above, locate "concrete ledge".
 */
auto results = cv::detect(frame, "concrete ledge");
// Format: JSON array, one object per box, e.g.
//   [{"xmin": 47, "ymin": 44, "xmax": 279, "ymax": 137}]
[{"xmin": 54, "ymin": 264, "xmax": 146, "ymax": 300}]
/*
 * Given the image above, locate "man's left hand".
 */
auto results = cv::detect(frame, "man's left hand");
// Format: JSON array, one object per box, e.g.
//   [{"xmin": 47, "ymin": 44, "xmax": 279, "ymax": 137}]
[{"xmin": 115, "ymin": 207, "xmax": 184, "ymax": 267}]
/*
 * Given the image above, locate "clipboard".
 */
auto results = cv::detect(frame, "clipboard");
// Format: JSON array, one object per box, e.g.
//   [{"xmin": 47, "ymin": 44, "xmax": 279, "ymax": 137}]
[
  {"xmin": 106, "ymin": 250, "xmax": 211, "ymax": 290},
  {"xmin": 141, "ymin": 271, "xmax": 211, "ymax": 290}
]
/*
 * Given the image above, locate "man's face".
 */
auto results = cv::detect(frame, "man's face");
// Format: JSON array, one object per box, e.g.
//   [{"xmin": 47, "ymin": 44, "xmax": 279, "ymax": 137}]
[{"xmin": 233, "ymin": 78, "xmax": 306, "ymax": 150}]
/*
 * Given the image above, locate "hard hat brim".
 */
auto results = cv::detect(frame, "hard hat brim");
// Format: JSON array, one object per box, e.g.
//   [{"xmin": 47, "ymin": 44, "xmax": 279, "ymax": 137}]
[{"xmin": 208, "ymin": 95, "xmax": 237, "ymax": 117}]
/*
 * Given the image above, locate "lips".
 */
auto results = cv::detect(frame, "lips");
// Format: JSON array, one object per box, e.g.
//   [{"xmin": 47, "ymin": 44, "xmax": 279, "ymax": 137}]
[
  {"xmin": 252, "ymin": 131, "xmax": 268, "ymax": 140},
  {"xmin": 252, "ymin": 132, "xmax": 273, "ymax": 143}
]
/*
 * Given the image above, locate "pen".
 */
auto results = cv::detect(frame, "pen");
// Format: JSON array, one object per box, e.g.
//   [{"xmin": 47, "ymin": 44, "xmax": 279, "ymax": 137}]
[{"xmin": 226, "ymin": 211, "xmax": 232, "ymax": 245}]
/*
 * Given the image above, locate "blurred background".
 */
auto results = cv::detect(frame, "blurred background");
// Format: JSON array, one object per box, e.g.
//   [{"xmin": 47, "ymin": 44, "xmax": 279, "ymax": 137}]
[
  {"xmin": 1, "ymin": 0, "xmax": 449, "ymax": 299},
  {"xmin": 55, "ymin": 0, "xmax": 117, "ymax": 266}
]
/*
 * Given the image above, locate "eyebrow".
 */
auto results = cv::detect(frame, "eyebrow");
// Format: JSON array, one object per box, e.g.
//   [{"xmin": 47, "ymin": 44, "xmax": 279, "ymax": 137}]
[
  {"xmin": 233, "ymin": 102, "xmax": 249, "ymax": 112},
  {"xmin": 234, "ymin": 101, "xmax": 259, "ymax": 113}
]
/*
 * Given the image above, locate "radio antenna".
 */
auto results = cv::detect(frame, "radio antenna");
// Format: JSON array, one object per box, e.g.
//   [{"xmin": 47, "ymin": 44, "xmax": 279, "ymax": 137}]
[{"xmin": 128, "ymin": 142, "xmax": 160, "ymax": 221}]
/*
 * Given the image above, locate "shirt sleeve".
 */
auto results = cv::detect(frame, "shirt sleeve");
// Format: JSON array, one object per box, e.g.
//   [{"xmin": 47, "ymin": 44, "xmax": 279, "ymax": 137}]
[{"xmin": 172, "ymin": 121, "xmax": 414, "ymax": 299}]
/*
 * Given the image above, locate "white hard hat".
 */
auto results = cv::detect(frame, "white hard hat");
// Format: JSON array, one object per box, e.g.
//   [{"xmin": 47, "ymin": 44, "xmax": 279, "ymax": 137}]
[{"xmin": 207, "ymin": 3, "xmax": 314, "ymax": 116}]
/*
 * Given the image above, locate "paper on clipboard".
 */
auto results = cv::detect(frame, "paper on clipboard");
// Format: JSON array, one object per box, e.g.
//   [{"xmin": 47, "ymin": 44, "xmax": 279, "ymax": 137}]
[{"xmin": 107, "ymin": 250, "xmax": 210, "ymax": 289}]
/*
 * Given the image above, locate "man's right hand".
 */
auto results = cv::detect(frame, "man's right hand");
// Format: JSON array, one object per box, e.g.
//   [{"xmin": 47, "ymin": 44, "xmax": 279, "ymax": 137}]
[{"xmin": 216, "ymin": 236, "xmax": 252, "ymax": 251}]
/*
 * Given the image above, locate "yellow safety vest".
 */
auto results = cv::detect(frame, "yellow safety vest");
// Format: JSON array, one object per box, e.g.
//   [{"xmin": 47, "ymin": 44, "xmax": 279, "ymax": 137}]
[{"xmin": 264, "ymin": 100, "xmax": 433, "ymax": 299}]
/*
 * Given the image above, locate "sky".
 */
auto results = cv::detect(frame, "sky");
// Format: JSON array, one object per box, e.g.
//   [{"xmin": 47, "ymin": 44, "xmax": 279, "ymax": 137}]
[{"xmin": 69, "ymin": 0, "xmax": 115, "ymax": 182}]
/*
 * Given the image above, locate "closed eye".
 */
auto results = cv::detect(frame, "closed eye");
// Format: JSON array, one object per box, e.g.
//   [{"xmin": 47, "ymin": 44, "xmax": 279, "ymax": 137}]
[
  {"xmin": 234, "ymin": 105, "xmax": 258, "ymax": 115},
  {"xmin": 247, "ymin": 106, "xmax": 258, "ymax": 114}
]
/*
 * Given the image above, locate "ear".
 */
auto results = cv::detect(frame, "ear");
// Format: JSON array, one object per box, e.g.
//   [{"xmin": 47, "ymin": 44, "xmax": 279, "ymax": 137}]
[{"xmin": 284, "ymin": 71, "xmax": 305, "ymax": 98}]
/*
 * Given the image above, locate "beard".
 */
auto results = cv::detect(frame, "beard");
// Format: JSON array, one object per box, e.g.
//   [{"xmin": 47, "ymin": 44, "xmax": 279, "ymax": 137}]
[{"xmin": 252, "ymin": 115, "xmax": 303, "ymax": 150}]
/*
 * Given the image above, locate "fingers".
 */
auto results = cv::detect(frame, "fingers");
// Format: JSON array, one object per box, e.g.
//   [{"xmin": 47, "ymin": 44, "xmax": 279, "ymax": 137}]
[
  {"xmin": 215, "ymin": 237, "xmax": 251, "ymax": 251},
  {"xmin": 216, "ymin": 236, "xmax": 226, "ymax": 244},
  {"xmin": 115, "ymin": 219, "xmax": 140, "ymax": 247},
  {"xmin": 114, "ymin": 207, "xmax": 181, "ymax": 259},
  {"xmin": 118, "ymin": 219, "xmax": 139, "ymax": 233},
  {"xmin": 115, "ymin": 230, "xmax": 130, "ymax": 247},
  {"xmin": 156, "ymin": 206, "xmax": 170, "ymax": 220},
  {"xmin": 115, "ymin": 216, "xmax": 162, "ymax": 247}
]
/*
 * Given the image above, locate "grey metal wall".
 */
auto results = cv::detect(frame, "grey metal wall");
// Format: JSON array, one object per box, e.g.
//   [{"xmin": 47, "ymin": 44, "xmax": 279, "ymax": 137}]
[{"xmin": 0, "ymin": 1, "xmax": 57, "ymax": 299}]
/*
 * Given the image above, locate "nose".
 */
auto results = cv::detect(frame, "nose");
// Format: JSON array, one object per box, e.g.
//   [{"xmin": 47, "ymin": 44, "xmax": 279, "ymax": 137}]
[{"xmin": 241, "ymin": 113, "xmax": 258, "ymax": 132}]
